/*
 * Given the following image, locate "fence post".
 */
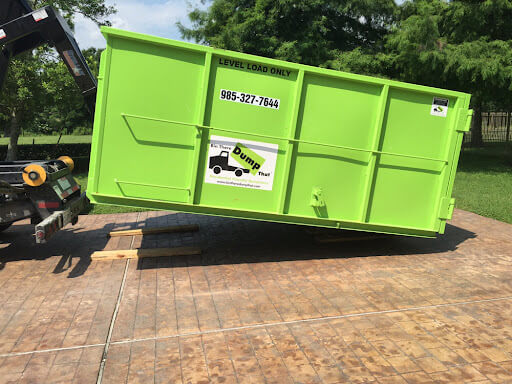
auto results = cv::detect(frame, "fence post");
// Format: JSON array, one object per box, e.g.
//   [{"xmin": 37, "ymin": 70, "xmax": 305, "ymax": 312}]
[{"xmin": 507, "ymin": 111, "xmax": 511, "ymax": 142}]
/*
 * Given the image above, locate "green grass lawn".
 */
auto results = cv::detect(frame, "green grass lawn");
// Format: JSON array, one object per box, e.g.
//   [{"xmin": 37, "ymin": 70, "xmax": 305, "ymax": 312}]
[
  {"xmin": 74, "ymin": 144, "xmax": 512, "ymax": 223},
  {"xmin": 452, "ymin": 143, "xmax": 512, "ymax": 224},
  {"xmin": 0, "ymin": 135, "xmax": 92, "ymax": 145}
]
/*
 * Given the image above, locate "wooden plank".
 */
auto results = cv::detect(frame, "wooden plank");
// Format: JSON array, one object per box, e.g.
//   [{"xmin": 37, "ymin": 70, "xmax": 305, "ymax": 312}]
[
  {"xmin": 91, "ymin": 247, "xmax": 201, "ymax": 260},
  {"xmin": 108, "ymin": 224, "xmax": 199, "ymax": 237}
]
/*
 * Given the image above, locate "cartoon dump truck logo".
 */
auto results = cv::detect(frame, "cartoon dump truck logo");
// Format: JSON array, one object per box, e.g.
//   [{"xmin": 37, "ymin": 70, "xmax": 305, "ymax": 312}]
[{"xmin": 209, "ymin": 150, "xmax": 250, "ymax": 177}]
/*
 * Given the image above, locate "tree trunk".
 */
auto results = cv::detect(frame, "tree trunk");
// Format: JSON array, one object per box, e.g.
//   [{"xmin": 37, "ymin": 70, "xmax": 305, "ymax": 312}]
[
  {"xmin": 5, "ymin": 109, "xmax": 21, "ymax": 161},
  {"xmin": 471, "ymin": 102, "xmax": 483, "ymax": 147}
]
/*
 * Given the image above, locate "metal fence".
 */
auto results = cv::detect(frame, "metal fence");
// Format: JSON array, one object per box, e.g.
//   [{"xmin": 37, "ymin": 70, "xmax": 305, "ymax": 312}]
[{"xmin": 464, "ymin": 112, "xmax": 511, "ymax": 145}]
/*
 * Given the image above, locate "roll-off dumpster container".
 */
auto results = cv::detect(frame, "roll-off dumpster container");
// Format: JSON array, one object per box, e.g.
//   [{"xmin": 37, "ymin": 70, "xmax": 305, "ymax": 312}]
[{"xmin": 88, "ymin": 27, "xmax": 473, "ymax": 238}]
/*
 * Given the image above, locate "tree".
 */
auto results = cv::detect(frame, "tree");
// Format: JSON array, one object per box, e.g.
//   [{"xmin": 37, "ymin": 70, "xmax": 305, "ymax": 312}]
[
  {"xmin": 0, "ymin": 0, "xmax": 114, "ymax": 160},
  {"xmin": 35, "ymin": 47, "xmax": 103, "ymax": 136},
  {"xmin": 0, "ymin": 52, "xmax": 44, "ymax": 160},
  {"xmin": 334, "ymin": 0, "xmax": 512, "ymax": 147},
  {"xmin": 179, "ymin": 0, "xmax": 397, "ymax": 67}
]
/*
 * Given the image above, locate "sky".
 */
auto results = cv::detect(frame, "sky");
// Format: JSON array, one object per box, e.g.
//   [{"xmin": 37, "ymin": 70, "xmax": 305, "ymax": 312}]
[{"xmin": 74, "ymin": 0, "xmax": 207, "ymax": 49}]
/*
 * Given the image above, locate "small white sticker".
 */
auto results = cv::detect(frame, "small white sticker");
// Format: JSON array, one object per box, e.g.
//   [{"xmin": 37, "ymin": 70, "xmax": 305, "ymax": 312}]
[
  {"xmin": 431, "ymin": 97, "xmax": 449, "ymax": 117},
  {"xmin": 0, "ymin": 29, "xmax": 6, "ymax": 40},
  {"xmin": 32, "ymin": 9, "xmax": 49, "ymax": 22},
  {"xmin": 220, "ymin": 89, "xmax": 280, "ymax": 110},
  {"xmin": 205, "ymin": 135, "xmax": 278, "ymax": 191}
]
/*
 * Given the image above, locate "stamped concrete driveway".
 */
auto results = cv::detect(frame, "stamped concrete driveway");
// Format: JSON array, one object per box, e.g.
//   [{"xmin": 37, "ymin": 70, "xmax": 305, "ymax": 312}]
[{"xmin": 0, "ymin": 209, "xmax": 511, "ymax": 384}]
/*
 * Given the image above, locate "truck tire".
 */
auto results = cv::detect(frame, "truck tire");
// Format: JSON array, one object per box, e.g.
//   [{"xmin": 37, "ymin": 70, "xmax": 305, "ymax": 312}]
[
  {"xmin": 234, "ymin": 168, "xmax": 243, "ymax": 177},
  {"xmin": 213, "ymin": 166, "xmax": 222, "ymax": 175},
  {"xmin": 0, "ymin": 223, "xmax": 12, "ymax": 233}
]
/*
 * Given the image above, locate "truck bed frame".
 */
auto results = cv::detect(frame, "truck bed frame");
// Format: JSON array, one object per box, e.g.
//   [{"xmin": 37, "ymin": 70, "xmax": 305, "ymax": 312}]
[{"xmin": 0, "ymin": 0, "xmax": 95, "ymax": 242}]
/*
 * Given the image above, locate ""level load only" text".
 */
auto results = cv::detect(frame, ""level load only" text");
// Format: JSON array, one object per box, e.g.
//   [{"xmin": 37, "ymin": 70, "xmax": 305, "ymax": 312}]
[{"xmin": 218, "ymin": 58, "xmax": 291, "ymax": 78}]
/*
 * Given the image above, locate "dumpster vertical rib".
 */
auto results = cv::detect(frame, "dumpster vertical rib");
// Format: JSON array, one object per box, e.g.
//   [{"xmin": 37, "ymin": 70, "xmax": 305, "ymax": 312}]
[
  {"xmin": 277, "ymin": 69, "xmax": 304, "ymax": 213},
  {"xmin": 442, "ymin": 98, "xmax": 472, "ymax": 205},
  {"xmin": 359, "ymin": 84, "xmax": 389, "ymax": 222},
  {"xmin": 89, "ymin": 42, "xmax": 113, "ymax": 195},
  {"xmin": 189, "ymin": 51, "xmax": 212, "ymax": 204}
]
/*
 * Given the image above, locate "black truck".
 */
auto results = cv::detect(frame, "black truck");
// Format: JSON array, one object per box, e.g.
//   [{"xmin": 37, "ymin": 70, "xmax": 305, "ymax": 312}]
[
  {"xmin": 0, "ymin": 0, "xmax": 96, "ymax": 243},
  {"xmin": 209, "ymin": 151, "xmax": 250, "ymax": 177}
]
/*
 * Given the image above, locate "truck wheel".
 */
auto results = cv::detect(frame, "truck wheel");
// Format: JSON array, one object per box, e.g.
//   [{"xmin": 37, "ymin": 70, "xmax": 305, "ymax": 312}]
[
  {"xmin": 213, "ymin": 166, "xmax": 222, "ymax": 175},
  {"xmin": 0, "ymin": 223, "xmax": 12, "ymax": 233},
  {"xmin": 234, "ymin": 168, "xmax": 243, "ymax": 177}
]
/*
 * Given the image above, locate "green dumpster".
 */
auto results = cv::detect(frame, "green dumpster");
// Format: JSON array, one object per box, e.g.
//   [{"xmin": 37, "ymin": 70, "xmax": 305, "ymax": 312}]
[{"xmin": 88, "ymin": 27, "xmax": 473, "ymax": 238}]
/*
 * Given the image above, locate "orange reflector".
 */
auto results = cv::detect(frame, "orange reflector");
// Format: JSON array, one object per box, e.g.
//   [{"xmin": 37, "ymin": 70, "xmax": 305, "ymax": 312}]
[
  {"xmin": 58, "ymin": 156, "xmax": 74, "ymax": 171},
  {"xmin": 22, "ymin": 164, "xmax": 47, "ymax": 187}
]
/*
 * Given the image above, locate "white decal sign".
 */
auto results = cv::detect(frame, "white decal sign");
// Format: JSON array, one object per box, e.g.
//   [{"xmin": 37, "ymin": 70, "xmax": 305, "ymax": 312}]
[
  {"xmin": 205, "ymin": 135, "xmax": 278, "ymax": 191},
  {"xmin": 431, "ymin": 97, "xmax": 449, "ymax": 117}
]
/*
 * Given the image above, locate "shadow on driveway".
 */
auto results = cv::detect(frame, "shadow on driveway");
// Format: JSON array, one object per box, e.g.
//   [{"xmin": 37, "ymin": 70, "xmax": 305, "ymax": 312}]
[{"xmin": 0, "ymin": 211, "xmax": 476, "ymax": 277}]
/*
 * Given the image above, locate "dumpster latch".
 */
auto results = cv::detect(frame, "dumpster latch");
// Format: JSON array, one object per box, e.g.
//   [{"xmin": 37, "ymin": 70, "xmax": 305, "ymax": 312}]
[{"xmin": 310, "ymin": 187, "xmax": 325, "ymax": 208}]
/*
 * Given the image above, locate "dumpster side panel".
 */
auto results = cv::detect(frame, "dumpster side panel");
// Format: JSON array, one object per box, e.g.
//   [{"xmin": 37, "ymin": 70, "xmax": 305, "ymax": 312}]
[
  {"xmin": 94, "ymin": 37, "xmax": 204, "ymax": 203},
  {"xmin": 286, "ymin": 74, "xmax": 382, "ymax": 221},
  {"xmin": 366, "ymin": 89, "xmax": 459, "ymax": 230},
  {"xmin": 193, "ymin": 56, "xmax": 298, "ymax": 213}
]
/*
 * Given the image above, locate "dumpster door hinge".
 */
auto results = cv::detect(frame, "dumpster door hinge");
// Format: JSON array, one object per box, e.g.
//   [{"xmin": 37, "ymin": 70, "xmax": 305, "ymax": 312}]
[
  {"xmin": 457, "ymin": 109, "xmax": 473, "ymax": 132},
  {"xmin": 439, "ymin": 197, "xmax": 455, "ymax": 220}
]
